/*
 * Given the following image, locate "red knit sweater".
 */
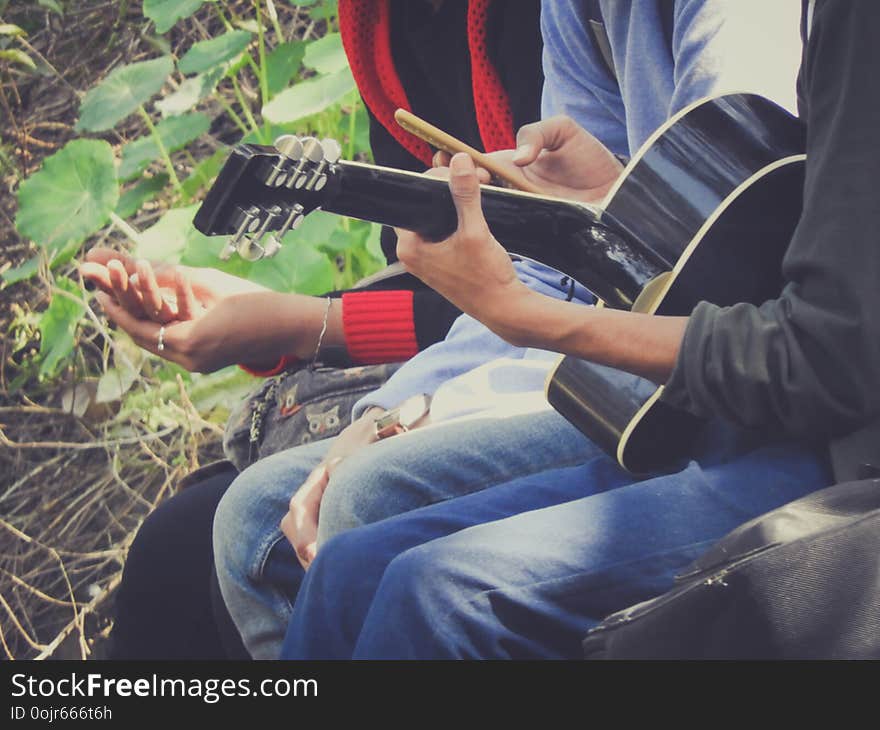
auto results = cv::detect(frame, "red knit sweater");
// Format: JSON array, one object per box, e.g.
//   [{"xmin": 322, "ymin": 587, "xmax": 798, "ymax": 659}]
[{"xmin": 244, "ymin": 0, "xmax": 514, "ymax": 375}]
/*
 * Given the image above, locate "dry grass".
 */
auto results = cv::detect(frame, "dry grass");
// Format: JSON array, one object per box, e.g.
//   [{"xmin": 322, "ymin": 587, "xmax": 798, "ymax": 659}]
[{"xmin": 0, "ymin": 0, "xmax": 316, "ymax": 659}]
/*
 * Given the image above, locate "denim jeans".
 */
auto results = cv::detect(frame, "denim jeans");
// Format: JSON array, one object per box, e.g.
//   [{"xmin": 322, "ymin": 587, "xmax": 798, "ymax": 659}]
[
  {"xmin": 280, "ymin": 423, "xmax": 831, "ymax": 659},
  {"xmin": 213, "ymin": 404, "xmax": 598, "ymax": 659}
]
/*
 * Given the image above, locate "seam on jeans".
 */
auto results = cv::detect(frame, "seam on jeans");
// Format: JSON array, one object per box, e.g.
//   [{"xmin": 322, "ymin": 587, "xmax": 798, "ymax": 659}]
[{"xmin": 253, "ymin": 531, "xmax": 288, "ymax": 581}]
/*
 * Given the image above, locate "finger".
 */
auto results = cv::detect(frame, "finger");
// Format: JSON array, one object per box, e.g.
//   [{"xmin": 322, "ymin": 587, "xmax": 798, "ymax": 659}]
[
  {"xmin": 475, "ymin": 166, "xmax": 492, "ymax": 184},
  {"xmin": 424, "ymin": 166, "xmax": 450, "ymax": 181},
  {"xmin": 95, "ymin": 292, "xmax": 163, "ymax": 354},
  {"xmin": 324, "ymin": 455, "xmax": 345, "ymax": 477},
  {"xmin": 283, "ymin": 495, "xmax": 320, "ymax": 570},
  {"xmin": 280, "ymin": 512, "xmax": 313, "ymax": 570},
  {"xmin": 108, "ymin": 259, "xmax": 148, "ymax": 318},
  {"xmin": 433, "ymin": 150, "xmax": 451, "ymax": 168},
  {"xmin": 300, "ymin": 541, "xmax": 317, "ymax": 569},
  {"xmin": 136, "ymin": 259, "xmax": 176, "ymax": 323},
  {"xmin": 513, "ymin": 115, "xmax": 579, "ymax": 164},
  {"xmin": 280, "ymin": 512, "xmax": 297, "ymax": 550},
  {"xmin": 78, "ymin": 262, "xmax": 114, "ymax": 294},
  {"xmin": 287, "ymin": 467, "xmax": 329, "ymax": 517},
  {"xmin": 85, "ymin": 247, "xmax": 138, "ymax": 274},
  {"xmin": 175, "ymin": 269, "xmax": 199, "ymax": 321},
  {"xmin": 448, "ymin": 153, "xmax": 488, "ymax": 239}
]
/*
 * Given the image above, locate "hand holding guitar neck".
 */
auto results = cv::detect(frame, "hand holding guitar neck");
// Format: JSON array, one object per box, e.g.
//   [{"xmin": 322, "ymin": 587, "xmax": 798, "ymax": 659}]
[{"xmin": 393, "ymin": 108, "xmax": 544, "ymax": 195}]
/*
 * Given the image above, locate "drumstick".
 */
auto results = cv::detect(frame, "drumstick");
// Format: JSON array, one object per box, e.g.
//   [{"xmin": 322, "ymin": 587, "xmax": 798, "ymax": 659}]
[{"xmin": 394, "ymin": 108, "xmax": 543, "ymax": 195}]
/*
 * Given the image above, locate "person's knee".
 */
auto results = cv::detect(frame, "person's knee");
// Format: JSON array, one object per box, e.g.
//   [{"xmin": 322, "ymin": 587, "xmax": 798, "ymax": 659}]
[
  {"xmin": 212, "ymin": 462, "xmax": 277, "ymax": 582},
  {"xmin": 214, "ymin": 445, "xmax": 326, "ymax": 583},
  {"xmin": 317, "ymin": 454, "xmax": 408, "ymax": 545},
  {"xmin": 379, "ymin": 542, "xmax": 461, "ymax": 617}
]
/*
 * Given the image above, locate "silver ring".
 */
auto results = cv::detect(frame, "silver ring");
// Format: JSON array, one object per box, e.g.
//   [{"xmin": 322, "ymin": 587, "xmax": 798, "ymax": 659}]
[{"xmin": 157, "ymin": 326, "xmax": 166, "ymax": 352}]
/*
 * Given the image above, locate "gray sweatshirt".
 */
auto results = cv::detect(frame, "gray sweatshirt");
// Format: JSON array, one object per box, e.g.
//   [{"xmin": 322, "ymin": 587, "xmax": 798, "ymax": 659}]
[{"xmin": 661, "ymin": 0, "xmax": 880, "ymax": 481}]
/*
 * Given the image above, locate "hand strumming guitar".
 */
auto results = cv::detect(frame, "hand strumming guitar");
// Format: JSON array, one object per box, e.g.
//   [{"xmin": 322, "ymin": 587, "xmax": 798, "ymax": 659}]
[{"xmin": 433, "ymin": 115, "xmax": 624, "ymax": 202}]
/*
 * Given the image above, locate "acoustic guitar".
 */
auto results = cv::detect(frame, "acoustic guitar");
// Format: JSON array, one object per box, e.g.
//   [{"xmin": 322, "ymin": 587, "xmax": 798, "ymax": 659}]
[{"xmin": 193, "ymin": 93, "xmax": 806, "ymax": 473}]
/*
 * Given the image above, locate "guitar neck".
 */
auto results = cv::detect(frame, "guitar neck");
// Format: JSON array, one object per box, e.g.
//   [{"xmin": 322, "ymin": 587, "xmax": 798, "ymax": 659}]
[
  {"xmin": 193, "ymin": 145, "xmax": 670, "ymax": 310},
  {"xmin": 319, "ymin": 161, "xmax": 667, "ymax": 309}
]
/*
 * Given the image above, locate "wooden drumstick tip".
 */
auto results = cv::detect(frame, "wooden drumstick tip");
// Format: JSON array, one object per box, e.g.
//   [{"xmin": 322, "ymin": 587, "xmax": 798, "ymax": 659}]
[{"xmin": 393, "ymin": 108, "xmax": 543, "ymax": 195}]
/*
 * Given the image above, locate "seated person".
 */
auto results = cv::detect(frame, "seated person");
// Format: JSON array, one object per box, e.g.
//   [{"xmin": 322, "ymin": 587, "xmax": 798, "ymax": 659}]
[
  {"xmin": 207, "ymin": 0, "xmax": 804, "ymax": 659},
  {"xmin": 84, "ymin": 0, "xmax": 543, "ymax": 659},
  {"xmin": 279, "ymin": 0, "xmax": 877, "ymax": 659}
]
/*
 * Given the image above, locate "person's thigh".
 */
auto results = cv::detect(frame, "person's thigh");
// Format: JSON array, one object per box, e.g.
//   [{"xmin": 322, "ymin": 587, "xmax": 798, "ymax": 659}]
[
  {"xmin": 281, "ymin": 453, "xmax": 635, "ymax": 659},
  {"xmin": 317, "ymin": 405, "xmax": 597, "ymax": 544},
  {"xmin": 351, "ymin": 440, "xmax": 831, "ymax": 659}
]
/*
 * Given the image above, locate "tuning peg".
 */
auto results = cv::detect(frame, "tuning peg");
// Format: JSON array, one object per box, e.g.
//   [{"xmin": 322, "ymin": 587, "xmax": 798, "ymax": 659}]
[
  {"xmin": 263, "ymin": 202, "xmax": 306, "ymax": 257},
  {"xmin": 285, "ymin": 137, "xmax": 324, "ymax": 190},
  {"xmin": 275, "ymin": 134, "xmax": 304, "ymax": 159},
  {"xmin": 222, "ymin": 205, "xmax": 263, "ymax": 260},
  {"xmin": 302, "ymin": 138, "xmax": 342, "ymax": 192},
  {"xmin": 237, "ymin": 204, "xmax": 283, "ymax": 261},
  {"xmin": 263, "ymin": 235, "xmax": 283, "ymax": 258},
  {"xmin": 268, "ymin": 135, "xmax": 304, "ymax": 188},
  {"xmin": 321, "ymin": 138, "xmax": 342, "ymax": 164}
]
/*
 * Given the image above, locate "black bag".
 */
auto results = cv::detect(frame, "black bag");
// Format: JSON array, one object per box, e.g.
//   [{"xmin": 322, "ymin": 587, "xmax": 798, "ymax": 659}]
[{"xmin": 582, "ymin": 478, "xmax": 880, "ymax": 659}]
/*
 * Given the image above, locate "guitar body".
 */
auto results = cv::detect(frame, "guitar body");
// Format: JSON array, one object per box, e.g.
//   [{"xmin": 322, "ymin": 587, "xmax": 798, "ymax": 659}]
[{"xmin": 546, "ymin": 94, "xmax": 806, "ymax": 473}]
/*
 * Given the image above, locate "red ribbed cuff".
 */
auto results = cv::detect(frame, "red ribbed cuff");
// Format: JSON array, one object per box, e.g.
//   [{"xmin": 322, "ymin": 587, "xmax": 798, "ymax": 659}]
[
  {"xmin": 238, "ymin": 354, "xmax": 299, "ymax": 378},
  {"xmin": 342, "ymin": 290, "xmax": 419, "ymax": 364}
]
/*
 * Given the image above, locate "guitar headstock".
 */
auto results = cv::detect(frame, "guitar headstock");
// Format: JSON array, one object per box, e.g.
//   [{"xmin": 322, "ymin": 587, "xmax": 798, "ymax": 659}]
[{"xmin": 193, "ymin": 135, "xmax": 343, "ymax": 261}]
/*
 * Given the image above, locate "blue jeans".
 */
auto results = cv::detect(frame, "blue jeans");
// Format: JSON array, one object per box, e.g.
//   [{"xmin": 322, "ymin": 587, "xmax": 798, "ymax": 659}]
[
  {"xmin": 213, "ymin": 405, "xmax": 597, "ymax": 659},
  {"xmin": 280, "ymin": 425, "xmax": 831, "ymax": 659}
]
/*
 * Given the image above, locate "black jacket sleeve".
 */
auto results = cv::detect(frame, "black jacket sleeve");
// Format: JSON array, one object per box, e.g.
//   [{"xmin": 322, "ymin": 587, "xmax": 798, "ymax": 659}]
[{"xmin": 661, "ymin": 0, "xmax": 880, "ymax": 451}]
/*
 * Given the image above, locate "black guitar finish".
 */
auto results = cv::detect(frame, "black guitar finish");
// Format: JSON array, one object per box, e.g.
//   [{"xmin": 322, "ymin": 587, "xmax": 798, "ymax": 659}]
[
  {"xmin": 547, "ymin": 94, "xmax": 805, "ymax": 473},
  {"xmin": 194, "ymin": 147, "xmax": 667, "ymax": 310},
  {"xmin": 193, "ymin": 93, "xmax": 806, "ymax": 473}
]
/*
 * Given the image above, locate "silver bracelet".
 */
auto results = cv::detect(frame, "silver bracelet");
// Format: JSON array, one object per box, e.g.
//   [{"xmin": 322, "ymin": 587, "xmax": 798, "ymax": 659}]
[{"xmin": 310, "ymin": 297, "xmax": 332, "ymax": 369}]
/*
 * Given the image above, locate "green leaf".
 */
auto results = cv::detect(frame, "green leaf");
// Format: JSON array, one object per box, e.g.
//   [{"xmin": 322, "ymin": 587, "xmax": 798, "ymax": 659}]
[
  {"xmin": 16, "ymin": 139, "xmax": 118, "ymax": 251},
  {"xmin": 188, "ymin": 367, "xmax": 254, "ymax": 417},
  {"xmin": 302, "ymin": 33, "xmax": 347, "ymax": 74},
  {"xmin": 1, "ymin": 238, "xmax": 83, "ymax": 288},
  {"xmin": 350, "ymin": 102, "xmax": 371, "ymax": 157},
  {"xmin": 156, "ymin": 65, "xmax": 224, "ymax": 116},
  {"xmin": 96, "ymin": 366, "xmax": 138, "ymax": 403},
  {"xmin": 178, "ymin": 30, "xmax": 252, "ymax": 75},
  {"xmin": 0, "ymin": 23, "xmax": 26, "ymax": 36},
  {"xmin": 118, "ymin": 112, "xmax": 210, "ymax": 181},
  {"xmin": 322, "ymin": 222, "xmax": 368, "ymax": 253},
  {"xmin": 262, "ymin": 224, "xmax": 337, "ymax": 295},
  {"xmin": 76, "ymin": 57, "xmax": 173, "ymax": 132},
  {"xmin": 364, "ymin": 221, "xmax": 384, "ymax": 261},
  {"xmin": 266, "ymin": 41, "xmax": 305, "ymax": 98},
  {"xmin": 262, "ymin": 65, "xmax": 355, "ymax": 124},
  {"xmin": 180, "ymin": 147, "xmax": 226, "ymax": 200},
  {"xmin": 309, "ymin": 0, "xmax": 338, "ymax": 21},
  {"xmin": 38, "ymin": 0, "xmax": 63, "ymax": 13},
  {"xmin": 0, "ymin": 49, "xmax": 36, "ymax": 70},
  {"xmin": 177, "ymin": 207, "xmax": 336, "ymax": 294},
  {"xmin": 136, "ymin": 204, "xmax": 205, "ymax": 262},
  {"xmin": 144, "ymin": 0, "xmax": 208, "ymax": 34},
  {"xmin": 38, "ymin": 277, "xmax": 84, "ymax": 378},
  {"xmin": 115, "ymin": 174, "xmax": 169, "ymax": 218},
  {"xmin": 246, "ymin": 211, "xmax": 340, "ymax": 293},
  {"xmin": 233, "ymin": 19, "xmax": 260, "ymax": 34}
]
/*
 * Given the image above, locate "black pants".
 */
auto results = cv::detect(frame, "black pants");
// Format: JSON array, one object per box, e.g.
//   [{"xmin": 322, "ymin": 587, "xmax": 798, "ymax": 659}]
[{"xmin": 108, "ymin": 463, "xmax": 248, "ymax": 660}]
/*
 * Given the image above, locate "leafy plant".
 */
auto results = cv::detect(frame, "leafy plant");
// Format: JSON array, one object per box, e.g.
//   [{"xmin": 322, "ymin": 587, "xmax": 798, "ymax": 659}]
[{"xmin": 10, "ymin": 0, "xmax": 379, "ymax": 402}]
